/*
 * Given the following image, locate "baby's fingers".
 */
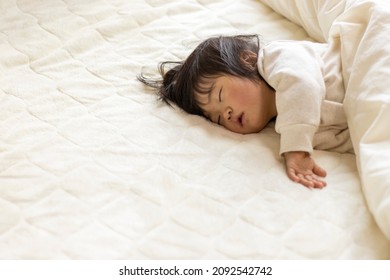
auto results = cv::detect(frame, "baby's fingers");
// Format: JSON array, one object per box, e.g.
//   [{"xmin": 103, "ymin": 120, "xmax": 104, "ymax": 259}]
[
  {"xmin": 287, "ymin": 167, "xmax": 300, "ymax": 183},
  {"xmin": 287, "ymin": 169, "xmax": 314, "ymax": 188},
  {"xmin": 296, "ymin": 174, "xmax": 317, "ymax": 189},
  {"xmin": 313, "ymin": 164, "xmax": 327, "ymax": 178},
  {"xmin": 302, "ymin": 174, "xmax": 327, "ymax": 189},
  {"xmin": 288, "ymin": 168, "xmax": 326, "ymax": 189}
]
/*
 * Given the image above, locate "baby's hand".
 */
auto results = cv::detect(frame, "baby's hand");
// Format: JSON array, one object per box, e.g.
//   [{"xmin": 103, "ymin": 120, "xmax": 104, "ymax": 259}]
[{"xmin": 283, "ymin": 151, "xmax": 327, "ymax": 189}]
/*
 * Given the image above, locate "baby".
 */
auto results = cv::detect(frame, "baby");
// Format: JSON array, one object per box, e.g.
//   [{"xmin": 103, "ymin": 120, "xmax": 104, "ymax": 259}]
[{"xmin": 138, "ymin": 35, "xmax": 353, "ymax": 189}]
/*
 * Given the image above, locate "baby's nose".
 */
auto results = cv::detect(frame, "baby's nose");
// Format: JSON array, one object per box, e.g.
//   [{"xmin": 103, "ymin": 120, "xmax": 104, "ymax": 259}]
[{"xmin": 223, "ymin": 107, "xmax": 232, "ymax": 121}]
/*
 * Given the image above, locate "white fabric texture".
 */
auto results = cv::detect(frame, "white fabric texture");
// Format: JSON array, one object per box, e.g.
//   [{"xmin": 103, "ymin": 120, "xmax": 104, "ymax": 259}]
[
  {"xmin": 329, "ymin": 0, "xmax": 390, "ymax": 241},
  {"xmin": 0, "ymin": 0, "xmax": 389, "ymax": 259},
  {"xmin": 258, "ymin": 0, "xmax": 352, "ymax": 42}
]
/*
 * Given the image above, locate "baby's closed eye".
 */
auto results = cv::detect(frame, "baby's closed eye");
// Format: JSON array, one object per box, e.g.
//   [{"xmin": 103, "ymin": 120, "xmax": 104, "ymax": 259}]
[{"xmin": 217, "ymin": 87, "xmax": 223, "ymax": 125}]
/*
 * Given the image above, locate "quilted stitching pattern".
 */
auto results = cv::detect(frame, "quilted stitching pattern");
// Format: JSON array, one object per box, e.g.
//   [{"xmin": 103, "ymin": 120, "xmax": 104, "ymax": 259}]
[{"xmin": 1, "ymin": 0, "xmax": 389, "ymax": 259}]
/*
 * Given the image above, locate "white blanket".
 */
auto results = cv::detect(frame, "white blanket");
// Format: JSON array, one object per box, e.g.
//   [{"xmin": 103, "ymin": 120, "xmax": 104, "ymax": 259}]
[
  {"xmin": 332, "ymin": 0, "xmax": 390, "ymax": 241},
  {"xmin": 0, "ymin": 0, "xmax": 389, "ymax": 259}
]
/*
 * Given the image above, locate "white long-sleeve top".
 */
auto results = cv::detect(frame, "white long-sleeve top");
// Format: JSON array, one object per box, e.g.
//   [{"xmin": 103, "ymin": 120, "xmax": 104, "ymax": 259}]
[{"xmin": 257, "ymin": 40, "xmax": 353, "ymax": 155}]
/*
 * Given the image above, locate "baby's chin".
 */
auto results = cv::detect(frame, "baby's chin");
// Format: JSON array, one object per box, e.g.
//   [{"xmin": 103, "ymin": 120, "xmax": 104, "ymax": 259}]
[
  {"xmin": 243, "ymin": 123, "xmax": 268, "ymax": 134},
  {"xmin": 243, "ymin": 128, "xmax": 263, "ymax": 134},
  {"xmin": 227, "ymin": 126, "xmax": 264, "ymax": 135}
]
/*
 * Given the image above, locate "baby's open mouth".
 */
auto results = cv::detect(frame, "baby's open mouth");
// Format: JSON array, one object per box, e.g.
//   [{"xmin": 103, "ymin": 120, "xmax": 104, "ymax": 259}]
[{"xmin": 239, "ymin": 113, "xmax": 244, "ymax": 126}]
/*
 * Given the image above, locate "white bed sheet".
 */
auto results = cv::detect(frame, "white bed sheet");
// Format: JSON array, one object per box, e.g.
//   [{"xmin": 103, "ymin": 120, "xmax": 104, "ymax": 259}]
[{"xmin": 0, "ymin": 0, "xmax": 389, "ymax": 259}]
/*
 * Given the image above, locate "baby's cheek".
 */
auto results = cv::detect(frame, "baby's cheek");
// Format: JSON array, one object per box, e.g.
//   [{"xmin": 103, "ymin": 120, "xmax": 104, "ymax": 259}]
[{"xmin": 236, "ymin": 93, "xmax": 254, "ymax": 106}]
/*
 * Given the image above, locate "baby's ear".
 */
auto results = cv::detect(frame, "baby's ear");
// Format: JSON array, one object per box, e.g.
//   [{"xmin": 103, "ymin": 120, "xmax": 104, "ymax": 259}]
[{"xmin": 240, "ymin": 50, "xmax": 258, "ymax": 71}]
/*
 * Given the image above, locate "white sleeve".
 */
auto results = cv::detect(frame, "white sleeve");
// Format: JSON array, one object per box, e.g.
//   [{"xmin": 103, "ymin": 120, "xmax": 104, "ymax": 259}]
[{"xmin": 257, "ymin": 41, "xmax": 326, "ymax": 155}]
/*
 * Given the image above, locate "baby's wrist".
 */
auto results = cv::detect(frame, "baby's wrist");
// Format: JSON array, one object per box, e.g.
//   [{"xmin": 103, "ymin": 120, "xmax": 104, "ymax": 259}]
[{"xmin": 283, "ymin": 151, "xmax": 309, "ymax": 157}]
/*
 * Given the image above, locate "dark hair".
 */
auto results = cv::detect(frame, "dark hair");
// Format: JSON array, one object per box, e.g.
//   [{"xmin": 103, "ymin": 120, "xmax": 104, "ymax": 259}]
[{"xmin": 137, "ymin": 34, "xmax": 262, "ymax": 117}]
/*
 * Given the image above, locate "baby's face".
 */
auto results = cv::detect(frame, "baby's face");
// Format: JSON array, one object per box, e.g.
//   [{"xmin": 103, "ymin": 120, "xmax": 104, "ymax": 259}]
[{"xmin": 197, "ymin": 75, "xmax": 276, "ymax": 134}]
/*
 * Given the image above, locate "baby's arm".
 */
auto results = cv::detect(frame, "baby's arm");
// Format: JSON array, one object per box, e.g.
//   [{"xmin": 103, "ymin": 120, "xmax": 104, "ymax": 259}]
[
  {"xmin": 283, "ymin": 151, "xmax": 327, "ymax": 189},
  {"xmin": 258, "ymin": 42, "xmax": 328, "ymax": 188}
]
